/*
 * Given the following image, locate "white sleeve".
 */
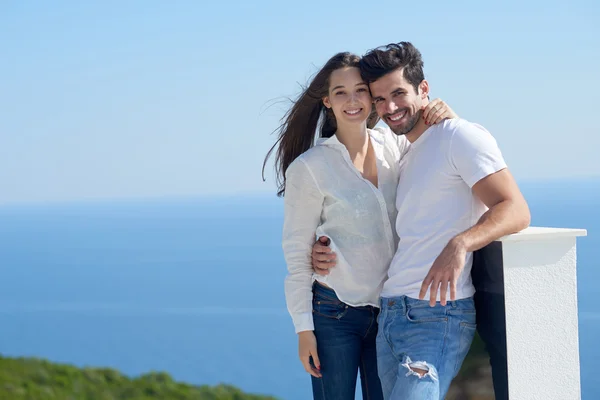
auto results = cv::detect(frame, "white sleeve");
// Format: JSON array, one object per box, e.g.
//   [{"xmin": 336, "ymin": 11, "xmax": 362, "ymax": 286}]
[
  {"xmin": 282, "ymin": 158, "xmax": 324, "ymax": 333},
  {"xmin": 449, "ymin": 122, "xmax": 507, "ymax": 188}
]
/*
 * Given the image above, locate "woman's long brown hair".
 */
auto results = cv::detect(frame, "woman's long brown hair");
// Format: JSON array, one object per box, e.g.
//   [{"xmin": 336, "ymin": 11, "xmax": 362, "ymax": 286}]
[{"xmin": 262, "ymin": 52, "xmax": 378, "ymax": 197}]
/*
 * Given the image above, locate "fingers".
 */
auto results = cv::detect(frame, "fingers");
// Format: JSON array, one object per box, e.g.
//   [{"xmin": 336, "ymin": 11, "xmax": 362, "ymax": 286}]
[
  {"xmin": 450, "ymin": 278, "xmax": 457, "ymax": 302},
  {"xmin": 313, "ymin": 251, "xmax": 336, "ymax": 263},
  {"xmin": 419, "ymin": 273, "xmax": 433, "ymax": 300},
  {"xmin": 313, "ymin": 266, "xmax": 330, "ymax": 276},
  {"xmin": 421, "ymin": 99, "xmax": 438, "ymax": 124},
  {"xmin": 312, "ymin": 242, "xmax": 331, "ymax": 255},
  {"xmin": 318, "ymin": 236, "xmax": 331, "ymax": 246},
  {"xmin": 311, "ymin": 350, "xmax": 322, "ymax": 377},
  {"xmin": 429, "ymin": 108, "xmax": 447, "ymax": 125},
  {"xmin": 439, "ymin": 280, "xmax": 448, "ymax": 307},
  {"xmin": 312, "ymin": 254, "xmax": 336, "ymax": 276},
  {"xmin": 423, "ymin": 99, "xmax": 455, "ymax": 125},
  {"xmin": 312, "ymin": 236, "xmax": 337, "ymax": 276},
  {"xmin": 300, "ymin": 356, "xmax": 320, "ymax": 378},
  {"xmin": 429, "ymin": 279, "xmax": 440, "ymax": 307}
]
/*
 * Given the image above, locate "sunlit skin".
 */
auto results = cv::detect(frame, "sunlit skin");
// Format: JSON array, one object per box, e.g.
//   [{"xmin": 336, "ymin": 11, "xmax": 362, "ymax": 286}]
[
  {"xmin": 369, "ymin": 68, "xmax": 430, "ymax": 143},
  {"xmin": 323, "ymin": 67, "xmax": 372, "ymax": 134}
]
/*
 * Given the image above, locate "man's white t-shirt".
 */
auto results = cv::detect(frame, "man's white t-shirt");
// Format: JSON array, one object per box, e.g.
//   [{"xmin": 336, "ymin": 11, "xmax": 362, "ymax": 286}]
[{"xmin": 380, "ymin": 118, "xmax": 507, "ymax": 300}]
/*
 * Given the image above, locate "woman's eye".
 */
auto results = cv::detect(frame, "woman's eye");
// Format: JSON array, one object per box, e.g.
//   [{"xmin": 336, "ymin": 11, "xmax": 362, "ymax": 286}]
[{"xmin": 335, "ymin": 92, "xmax": 345, "ymax": 96}]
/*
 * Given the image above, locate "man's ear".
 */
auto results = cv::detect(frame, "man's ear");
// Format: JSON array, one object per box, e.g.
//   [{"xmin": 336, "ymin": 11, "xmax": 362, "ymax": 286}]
[
  {"xmin": 323, "ymin": 96, "xmax": 331, "ymax": 109},
  {"xmin": 418, "ymin": 80, "xmax": 430, "ymax": 100}
]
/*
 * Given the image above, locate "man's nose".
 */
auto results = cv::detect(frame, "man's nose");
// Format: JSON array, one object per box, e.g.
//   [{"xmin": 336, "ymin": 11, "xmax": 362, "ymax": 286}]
[{"xmin": 385, "ymin": 101, "xmax": 399, "ymax": 114}]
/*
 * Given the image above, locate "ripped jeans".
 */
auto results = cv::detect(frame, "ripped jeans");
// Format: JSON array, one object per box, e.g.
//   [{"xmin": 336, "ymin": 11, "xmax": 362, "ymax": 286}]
[{"xmin": 376, "ymin": 295, "xmax": 476, "ymax": 400}]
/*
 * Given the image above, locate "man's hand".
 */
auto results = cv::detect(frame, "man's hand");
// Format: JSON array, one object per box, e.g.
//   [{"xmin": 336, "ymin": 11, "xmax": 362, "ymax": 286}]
[
  {"xmin": 298, "ymin": 331, "xmax": 322, "ymax": 378},
  {"xmin": 311, "ymin": 236, "xmax": 337, "ymax": 275},
  {"xmin": 419, "ymin": 237, "xmax": 467, "ymax": 307}
]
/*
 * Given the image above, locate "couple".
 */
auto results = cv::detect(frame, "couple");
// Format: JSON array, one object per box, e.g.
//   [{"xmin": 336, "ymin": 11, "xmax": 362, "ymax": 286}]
[{"xmin": 265, "ymin": 42, "xmax": 530, "ymax": 400}]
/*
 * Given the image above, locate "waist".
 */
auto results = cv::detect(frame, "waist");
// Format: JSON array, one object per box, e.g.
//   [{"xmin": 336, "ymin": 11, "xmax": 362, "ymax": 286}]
[
  {"xmin": 381, "ymin": 260, "xmax": 475, "ymax": 300},
  {"xmin": 379, "ymin": 294, "xmax": 475, "ymax": 313},
  {"xmin": 313, "ymin": 281, "xmax": 380, "ymax": 309}
]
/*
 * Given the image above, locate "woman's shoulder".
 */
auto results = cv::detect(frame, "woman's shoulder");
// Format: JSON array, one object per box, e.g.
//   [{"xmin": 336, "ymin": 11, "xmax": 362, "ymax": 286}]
[
  {"xmin": 286, "ymin": 144, "xmax": 329, "ymax": 177},
  {"xmin": 369, "ymin": 126, "xmax": 408, "ymax": 158}
]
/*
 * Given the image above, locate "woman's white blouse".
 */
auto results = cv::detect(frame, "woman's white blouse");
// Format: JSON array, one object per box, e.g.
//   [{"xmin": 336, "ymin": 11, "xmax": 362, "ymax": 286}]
[{"xmin": 282, "ymin": 127, "xmax": 407, "ymax": 333}]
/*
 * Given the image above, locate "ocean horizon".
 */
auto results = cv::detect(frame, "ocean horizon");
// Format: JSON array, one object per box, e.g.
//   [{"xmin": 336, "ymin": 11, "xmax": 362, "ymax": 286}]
[{"xmin": 0, "ymin": 177, "xmax": 598, "ymax": 399}]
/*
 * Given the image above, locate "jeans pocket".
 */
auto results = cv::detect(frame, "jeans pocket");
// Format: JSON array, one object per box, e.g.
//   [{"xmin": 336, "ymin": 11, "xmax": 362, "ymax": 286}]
[
  {"xmin": 405, "ymin": 305, "xmax": 448, "ymax": 324},
  {"xmin": 313, "ymin": 296, "xmax": 349, "ymax": 320}
]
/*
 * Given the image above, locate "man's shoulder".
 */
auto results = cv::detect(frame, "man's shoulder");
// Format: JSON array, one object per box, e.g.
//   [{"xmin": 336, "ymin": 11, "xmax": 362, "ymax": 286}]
[
  {"xmin": 434, "ymin": 118, "xmax": 488, "ymax": 135},
  {"xmin": 432, "ymin": 118, "xmax": 495, "ymax": 147}
]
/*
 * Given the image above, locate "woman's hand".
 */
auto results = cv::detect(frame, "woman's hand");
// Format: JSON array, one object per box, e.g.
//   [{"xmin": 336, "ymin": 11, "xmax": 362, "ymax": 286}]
[
  {"xmin": 298, "ymin": 331, "xmax": 322, "ymax": 378},
  {"xmin": 422, "ymin": 98, "xmax": 458, "ymax": 125}
]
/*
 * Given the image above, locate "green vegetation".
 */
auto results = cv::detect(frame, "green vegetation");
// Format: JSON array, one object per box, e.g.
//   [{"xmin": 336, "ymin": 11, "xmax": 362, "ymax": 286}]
[
  {"xmin": 0, "ymin": 355, "xmax": 277, "ymax": 400},
  {"xmin": 0, "ymin": 337, "xmax": 493, "ymax": 400}
]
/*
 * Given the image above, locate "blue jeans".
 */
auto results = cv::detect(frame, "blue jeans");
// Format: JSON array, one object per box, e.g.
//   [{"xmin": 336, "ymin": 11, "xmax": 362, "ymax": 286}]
[
  {"xmin": 376, "ymin": 296, "xmax": 476, "ymax": 400},
  {"xmin": 311, "ymin": 283, "xmax": 383, "ymax": 400}
]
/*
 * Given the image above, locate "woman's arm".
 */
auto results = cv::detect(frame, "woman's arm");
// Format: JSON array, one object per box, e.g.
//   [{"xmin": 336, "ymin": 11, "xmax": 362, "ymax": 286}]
[{"xmin": 282, "ymin": 157, "xmax": 325, "ymax": 377}]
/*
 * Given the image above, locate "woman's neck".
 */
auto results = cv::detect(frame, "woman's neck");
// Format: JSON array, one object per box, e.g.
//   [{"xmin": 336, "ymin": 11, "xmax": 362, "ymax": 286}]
[{"xmin": 335, "ymin": 122, "xmax": 369, "ymax": 160}]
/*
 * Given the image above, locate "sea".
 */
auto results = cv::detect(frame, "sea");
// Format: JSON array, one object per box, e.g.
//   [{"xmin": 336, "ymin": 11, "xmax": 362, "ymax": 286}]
[{"xmin": 0, "ymin": 178, "xmax": 598, "ymax": 400}]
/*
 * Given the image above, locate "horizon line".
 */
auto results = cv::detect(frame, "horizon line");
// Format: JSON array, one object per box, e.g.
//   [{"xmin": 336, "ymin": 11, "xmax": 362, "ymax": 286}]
[{"xmin": 1, "ymin": 175, "xmax": 599, "ymax": 208}]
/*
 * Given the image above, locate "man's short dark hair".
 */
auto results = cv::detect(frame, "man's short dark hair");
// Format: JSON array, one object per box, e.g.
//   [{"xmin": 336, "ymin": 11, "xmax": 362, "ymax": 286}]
[{"xmin": 359, "ymin": 42, "xmax": 425, "ymax": 92}]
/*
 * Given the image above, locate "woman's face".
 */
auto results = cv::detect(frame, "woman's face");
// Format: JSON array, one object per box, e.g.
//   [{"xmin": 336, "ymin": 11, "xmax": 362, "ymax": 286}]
[{"xmin": 323, "ymin": 67, "xmax": 372, "ymax": 127}]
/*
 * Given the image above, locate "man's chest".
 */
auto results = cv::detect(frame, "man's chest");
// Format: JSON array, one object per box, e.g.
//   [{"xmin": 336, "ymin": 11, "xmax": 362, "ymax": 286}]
[{"xmin": 395, "ymin": 145, "xmax": 469, "ymax": 218}]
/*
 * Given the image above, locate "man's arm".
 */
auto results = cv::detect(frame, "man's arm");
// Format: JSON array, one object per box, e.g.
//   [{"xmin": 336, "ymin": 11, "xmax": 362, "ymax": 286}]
[
  {"xmin": 420, "ymin": 122, "xmax": 530, "ymax": 306},
  {"xmin": 420, "ymin": 168, "xmax": 530, "ymax": 306},
  {"xmin": 454, "ymin": 167, "xmax": 530, "ymax": 252}
]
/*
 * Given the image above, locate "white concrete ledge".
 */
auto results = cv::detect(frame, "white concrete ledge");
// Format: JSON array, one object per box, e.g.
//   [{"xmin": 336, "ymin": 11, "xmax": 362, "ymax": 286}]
[
  {"xmin": 499, "ymin": 225, "xmax": 586, "ymax": 400},
  {"xmin": 499, "ymin": 226, "xmax": 587, "ymax": 242}
]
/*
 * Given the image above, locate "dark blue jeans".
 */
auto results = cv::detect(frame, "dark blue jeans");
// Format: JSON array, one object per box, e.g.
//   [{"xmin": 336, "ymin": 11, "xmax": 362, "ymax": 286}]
[{"xmin": 311, "ymin": 283, "xmax": 383, "ymax": 400}]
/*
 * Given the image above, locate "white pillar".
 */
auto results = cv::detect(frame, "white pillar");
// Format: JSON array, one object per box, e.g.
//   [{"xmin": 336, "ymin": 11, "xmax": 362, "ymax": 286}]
[{"xmin": 499, "ymin": 227, "xmax": 587, "ymax": 400}]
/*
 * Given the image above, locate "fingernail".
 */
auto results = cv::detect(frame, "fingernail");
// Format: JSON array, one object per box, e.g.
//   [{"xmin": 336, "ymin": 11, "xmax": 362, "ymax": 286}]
[{"xmin": 317, "ymin": 366, "xmax": 321, "ymax": 370}]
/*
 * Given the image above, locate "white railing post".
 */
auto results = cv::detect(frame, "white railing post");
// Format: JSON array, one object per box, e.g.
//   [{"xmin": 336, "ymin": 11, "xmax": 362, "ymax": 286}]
[{"xmin": 499, "ymin": 227, "xmax": 587, "ymax": 400}]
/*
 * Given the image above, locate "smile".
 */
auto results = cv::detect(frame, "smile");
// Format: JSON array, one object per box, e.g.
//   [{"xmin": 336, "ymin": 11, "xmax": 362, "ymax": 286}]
[
  {"xmin": 344, "ymin": 108, "xmax": 362, "ymax": 115},
  {"xmin": 388, "ymin": 110, "xmax": 407, "ymax": 121}
]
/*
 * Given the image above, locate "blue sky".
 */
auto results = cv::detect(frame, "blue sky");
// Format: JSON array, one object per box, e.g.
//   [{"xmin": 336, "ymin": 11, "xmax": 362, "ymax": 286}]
[{"xmin": 1, "ymin": 0, "xmax": 598, "ymax": 204}]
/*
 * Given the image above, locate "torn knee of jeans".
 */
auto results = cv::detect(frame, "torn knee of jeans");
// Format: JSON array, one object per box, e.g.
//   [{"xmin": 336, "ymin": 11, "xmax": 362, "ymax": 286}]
[{"xmin": 401, "ymin": 356, "xmax": 439, "ymax": 382}]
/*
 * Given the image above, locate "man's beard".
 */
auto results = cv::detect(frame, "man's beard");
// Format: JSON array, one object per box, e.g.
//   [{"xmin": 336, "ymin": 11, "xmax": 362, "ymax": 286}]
[{"xmin": 389, "ymin": 109, "xmax": 421, "ymax": 136}]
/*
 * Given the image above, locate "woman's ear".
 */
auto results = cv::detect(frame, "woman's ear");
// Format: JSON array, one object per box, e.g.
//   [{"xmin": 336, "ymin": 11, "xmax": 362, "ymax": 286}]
[{"xmin": 323, "ymin": 96, "xmax": 331, "ymax": 109}]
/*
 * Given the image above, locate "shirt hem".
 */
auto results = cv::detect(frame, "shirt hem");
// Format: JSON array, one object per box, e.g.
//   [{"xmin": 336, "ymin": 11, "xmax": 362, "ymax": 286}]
[{"xmin": 380, "ymin": 287, "xmax": 476, "ymax": 301}]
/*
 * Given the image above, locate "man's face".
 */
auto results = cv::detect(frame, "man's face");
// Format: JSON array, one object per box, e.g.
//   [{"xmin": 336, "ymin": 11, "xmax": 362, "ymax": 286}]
[{"xmin": 369, "ymin": 68, "xmax": 428, "ymax": 136}]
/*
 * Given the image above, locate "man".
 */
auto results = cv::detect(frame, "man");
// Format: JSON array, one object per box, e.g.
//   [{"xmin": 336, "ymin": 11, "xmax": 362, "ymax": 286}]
[{"xmin": 311, "ymin": 42, "xmax": 530, "ymax": 399}]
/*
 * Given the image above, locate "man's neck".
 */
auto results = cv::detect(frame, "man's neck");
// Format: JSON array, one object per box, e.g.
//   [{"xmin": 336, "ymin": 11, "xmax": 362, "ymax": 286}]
[{"xmin": 404, "ymin": 118, "xmax": 429, "ymax": 143}]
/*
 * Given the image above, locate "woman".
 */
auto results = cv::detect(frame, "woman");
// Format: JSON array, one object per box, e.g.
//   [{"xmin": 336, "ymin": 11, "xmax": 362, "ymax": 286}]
[{"xmin": 263, "ymin": 52, "xmax": 457, "ymax": 400}]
